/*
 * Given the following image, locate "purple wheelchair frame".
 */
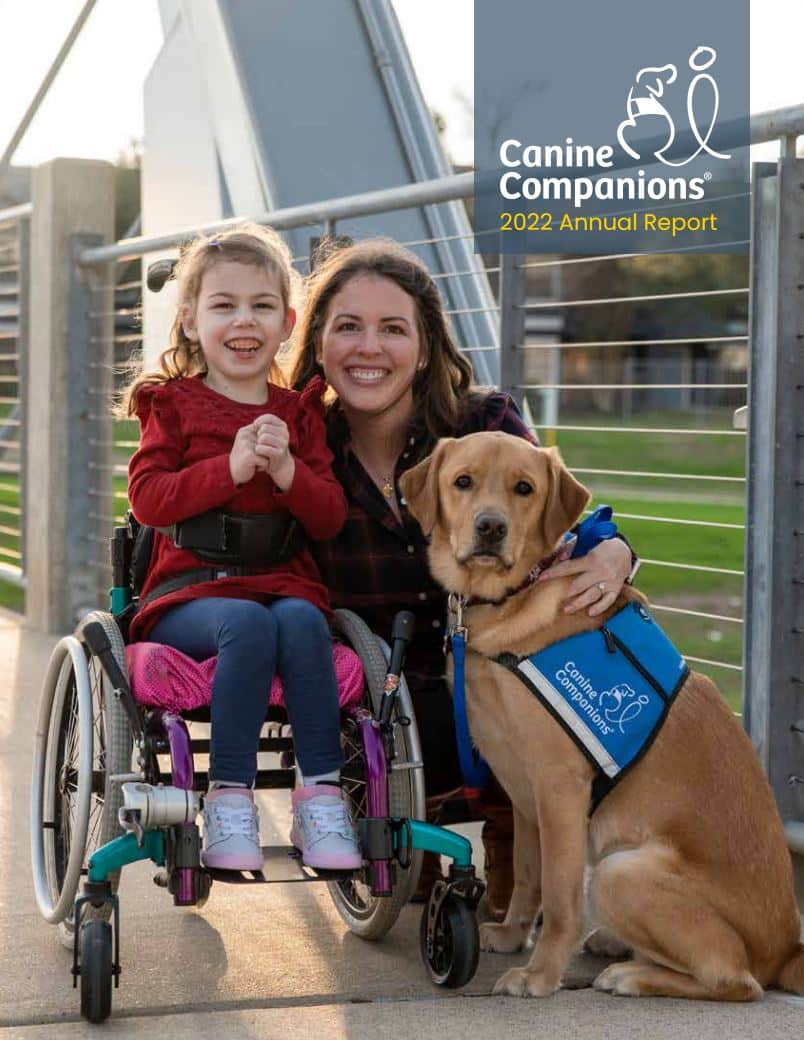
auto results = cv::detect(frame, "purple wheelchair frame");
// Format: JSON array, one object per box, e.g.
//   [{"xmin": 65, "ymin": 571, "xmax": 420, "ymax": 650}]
[{"xmin": 154, "ymin": 703, "xmax": 393, "ymax": 900}]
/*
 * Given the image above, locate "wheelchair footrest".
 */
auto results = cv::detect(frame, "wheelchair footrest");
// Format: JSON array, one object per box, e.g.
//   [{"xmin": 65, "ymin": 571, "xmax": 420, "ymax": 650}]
[
  {"xmin": 157, "ymin": 769, "xmax": 296, "ymax": 791},
  {"xmin": 205, "ymin": 845, "xmax": 354, "ymax": 885}
]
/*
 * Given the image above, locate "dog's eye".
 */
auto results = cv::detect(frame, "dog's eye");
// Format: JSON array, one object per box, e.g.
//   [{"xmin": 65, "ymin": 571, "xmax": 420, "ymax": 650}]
[
  {"xmin": 514, "ymin": 481, "xmax": 533, "ymax": 496},
  {"xmin": 454, "ymin": 474, "xmax": 473, "ymax": 490}
]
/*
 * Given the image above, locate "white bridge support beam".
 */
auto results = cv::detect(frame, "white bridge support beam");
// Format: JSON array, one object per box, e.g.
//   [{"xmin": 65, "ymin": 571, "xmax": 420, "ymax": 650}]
[{"xmin": 142, "ymin": 0, "xmax": 497, "ymax": 380}]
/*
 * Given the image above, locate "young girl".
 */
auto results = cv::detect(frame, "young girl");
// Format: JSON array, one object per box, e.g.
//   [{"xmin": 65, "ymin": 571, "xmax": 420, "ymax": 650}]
[{"xmin": 122, "ymin": 224, "xmax": 361, "ymax": 873}]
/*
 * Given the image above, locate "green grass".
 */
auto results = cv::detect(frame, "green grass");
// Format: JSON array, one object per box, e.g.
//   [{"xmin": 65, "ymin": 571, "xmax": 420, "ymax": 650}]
[
  {"xmin": 536, "ymin": 408, "xmax": 747, "ymax": 480},
  {"xmin": 0, "ymin": 580, "xmax": 24, "ymax": 613},
  {"xmin": 0, "ymin": 472, "xmax": 24, "ymax": 614},
  {"xmin": 599, "ymin": 498, "xmax": 744, "ymax": 591},
  {"xmin": 114, "ymin": 418, "xmax": 139, "ymax": 462}
]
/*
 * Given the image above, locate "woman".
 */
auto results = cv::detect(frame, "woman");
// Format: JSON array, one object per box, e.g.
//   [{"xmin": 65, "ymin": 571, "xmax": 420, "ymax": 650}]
[{"xmin": 291, "ymin": 239, "xmax": 635, "ymax": 917}]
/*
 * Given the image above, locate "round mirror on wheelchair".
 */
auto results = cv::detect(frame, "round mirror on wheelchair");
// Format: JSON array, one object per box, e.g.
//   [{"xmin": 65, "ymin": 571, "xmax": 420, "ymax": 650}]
[
  {"xmin": 31, "ymin": 613, "xmax": 133, "ymax": 934},
  {"xmin": 326, "ymin": 610, "xmax": 425, "ymax": 940}
]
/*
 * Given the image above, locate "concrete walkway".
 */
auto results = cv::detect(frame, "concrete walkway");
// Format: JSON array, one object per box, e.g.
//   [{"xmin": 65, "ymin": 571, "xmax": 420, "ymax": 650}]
[{"xmin": 1, "ymin": 609, "xmax": 801, "ymax": 1038}]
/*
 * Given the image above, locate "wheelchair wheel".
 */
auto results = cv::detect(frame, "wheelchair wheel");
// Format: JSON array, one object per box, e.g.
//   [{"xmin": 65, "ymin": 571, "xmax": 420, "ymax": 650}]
[
  {"xmin": 419, "ymin": 895, "xmax": 479, "ymax": 988},
  {"xmin": 80, "ymin": 920, "xmax": 113, "ymax": 1024},
  {"xmin": 326, "ymin": 610, "xmax": 425, "ymax": 940},
  {"xmin": 31, "ymin": 612, "xmax": 133, "ymax": 934}
]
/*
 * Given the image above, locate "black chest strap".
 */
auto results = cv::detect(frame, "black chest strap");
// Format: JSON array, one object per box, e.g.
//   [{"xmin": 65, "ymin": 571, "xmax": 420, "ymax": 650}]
[{"xmin": 156, "ymin": 509, "xmax": 305, "ymax": 567}]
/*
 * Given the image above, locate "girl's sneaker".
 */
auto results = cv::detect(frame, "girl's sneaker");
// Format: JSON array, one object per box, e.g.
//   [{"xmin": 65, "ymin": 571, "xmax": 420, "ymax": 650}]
[
  {"xmin": 202, "ymin": 788, "xmax": 263, "ymax": 871},
  {"xmin": 290, "ymin": 784, "xmax": 362, "ymax": 870}
]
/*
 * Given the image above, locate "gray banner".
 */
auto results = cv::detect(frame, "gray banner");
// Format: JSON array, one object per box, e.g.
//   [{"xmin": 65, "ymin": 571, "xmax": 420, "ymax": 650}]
[{"xmin": 474, "ymin": 0, "xmax": 750, "ymax": 253}]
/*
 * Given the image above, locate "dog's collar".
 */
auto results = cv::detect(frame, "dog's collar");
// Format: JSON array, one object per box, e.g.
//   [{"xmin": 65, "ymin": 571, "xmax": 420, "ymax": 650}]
[
  {"xmin": 444, "ymin": 540, "xmax": 570, "ymax": 793},
  {"xmin": 460, "ymin": 542, "xmax": 571, "ymax": 610}
]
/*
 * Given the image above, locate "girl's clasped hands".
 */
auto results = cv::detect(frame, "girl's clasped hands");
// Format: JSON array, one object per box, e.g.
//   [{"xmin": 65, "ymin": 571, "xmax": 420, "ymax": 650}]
[{"xmin": 229, "ymin": 414, "xmax": 295, "ymax": 490}]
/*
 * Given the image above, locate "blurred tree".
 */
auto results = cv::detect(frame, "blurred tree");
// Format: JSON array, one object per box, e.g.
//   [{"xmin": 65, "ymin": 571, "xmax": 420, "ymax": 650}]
[{"xmin": 114, "ymin": 138, "xmax": 141, "ymax": 241}]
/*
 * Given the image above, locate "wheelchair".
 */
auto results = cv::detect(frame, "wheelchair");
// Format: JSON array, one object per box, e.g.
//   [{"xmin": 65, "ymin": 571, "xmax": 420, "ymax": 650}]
[{"xmin": 30, "ymin": 522, "xmax": 485, "ymax": 1023}]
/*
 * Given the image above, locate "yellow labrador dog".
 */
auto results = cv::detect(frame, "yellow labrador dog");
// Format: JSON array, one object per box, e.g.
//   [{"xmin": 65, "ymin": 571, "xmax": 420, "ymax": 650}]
[{"xmin": 399, "ymin": 431, "xmax": 803, "ymax": 1001}]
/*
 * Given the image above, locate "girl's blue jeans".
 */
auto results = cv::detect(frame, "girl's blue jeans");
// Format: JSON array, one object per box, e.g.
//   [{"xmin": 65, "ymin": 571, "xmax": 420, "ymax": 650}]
[{"xmin": 148, "ymin": 596, "xmax": 344, "ymax": 786}]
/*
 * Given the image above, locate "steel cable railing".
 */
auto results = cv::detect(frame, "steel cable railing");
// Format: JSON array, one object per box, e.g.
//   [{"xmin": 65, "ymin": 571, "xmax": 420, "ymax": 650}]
[{"xmin": 75, "ymin": 172, "xmax": 761, "ymax": 712}]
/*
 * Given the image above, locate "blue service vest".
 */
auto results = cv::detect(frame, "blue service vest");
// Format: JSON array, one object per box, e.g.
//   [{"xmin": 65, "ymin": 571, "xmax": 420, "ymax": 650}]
[{"xmin": 494, "ymin": 602, "xmax": 689, "ymax": 810}]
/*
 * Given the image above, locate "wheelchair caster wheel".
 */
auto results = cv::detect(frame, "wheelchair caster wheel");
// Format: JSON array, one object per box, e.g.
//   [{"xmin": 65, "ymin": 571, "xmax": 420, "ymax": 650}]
[
  {"xmin": 419, "ymin": 894, "xmax": 479, "ymax": 988},
  {"xmin": 80, "ymin": 920, "xmax": 114, "ymax": 1023},
  {"xmin": 194, "ymin": 870, "xmax": 213, "ymax": 909}
]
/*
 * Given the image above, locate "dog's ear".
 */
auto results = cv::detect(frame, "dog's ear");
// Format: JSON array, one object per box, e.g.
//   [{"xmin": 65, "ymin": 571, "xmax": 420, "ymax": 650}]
[
  {"xmin": 399, "ymin": 438, "xmax": 455, "ymax": 536},
  {"xmin": 540, "ymin": 446, "xmax": 590, "ymax": 548}
]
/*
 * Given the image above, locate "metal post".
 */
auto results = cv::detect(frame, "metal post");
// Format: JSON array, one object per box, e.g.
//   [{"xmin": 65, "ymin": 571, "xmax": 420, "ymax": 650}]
[
  {"xmin": 498, "ymin": 254, "xmax": 527, "ymax": 408},
  {"xmin": 743, "ymin": 157, "xmax": 804, "ymax": 872},
  {"xmin": 66, "ymin": 236, "xmax": 115, "ymax": 621},
  {"xmin": 26, "ymin": 159, "xmax": 114, "ymax": 633}
]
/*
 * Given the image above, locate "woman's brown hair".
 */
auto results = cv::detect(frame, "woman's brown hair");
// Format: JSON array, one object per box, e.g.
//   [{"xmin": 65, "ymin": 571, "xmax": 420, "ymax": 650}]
[
  {"xmin": 289, "ymin": 239, "xmax": 476, "ymax": 451},
  {"xmin": 118, "ymin": 223, "xmax": 297, "ymax": 417}
]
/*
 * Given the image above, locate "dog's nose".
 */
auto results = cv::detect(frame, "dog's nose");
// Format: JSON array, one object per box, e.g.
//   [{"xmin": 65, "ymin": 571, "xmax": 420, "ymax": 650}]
[{"xmin": 474, "ymin": 512, "xmax": 508, "ymax": 543}]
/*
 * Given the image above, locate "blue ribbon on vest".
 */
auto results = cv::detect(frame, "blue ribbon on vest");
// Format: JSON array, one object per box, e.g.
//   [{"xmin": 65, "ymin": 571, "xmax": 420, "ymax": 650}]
[
  {"xmin": 570, "ymin": 505, "xmax": 617, "ymax": 559},
  {"xmin": 450, "ymin": 505, "xmax": 619, "ymax": 791}
]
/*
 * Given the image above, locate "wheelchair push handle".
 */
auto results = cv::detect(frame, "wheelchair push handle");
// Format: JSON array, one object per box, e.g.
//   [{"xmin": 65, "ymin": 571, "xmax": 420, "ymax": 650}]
[
  {"xmin": 111, "ymin": 526, "xmax": 131, "ymax": 588},
  {"xmin": 146, "ymin": 257, "xmax": 178, "ymax": 293},
  {"xmin": 379, "ymin": 611, "xmax": 415, "ymax": 728},
  {"xmin": 388, "ymin": 610, "xmax": 415, "ymax": 676}
]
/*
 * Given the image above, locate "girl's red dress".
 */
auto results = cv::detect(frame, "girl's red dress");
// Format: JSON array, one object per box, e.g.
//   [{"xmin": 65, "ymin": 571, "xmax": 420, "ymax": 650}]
[{"xmin": 127, "ymin": 375, "xmax": 347, "ymax": 641}]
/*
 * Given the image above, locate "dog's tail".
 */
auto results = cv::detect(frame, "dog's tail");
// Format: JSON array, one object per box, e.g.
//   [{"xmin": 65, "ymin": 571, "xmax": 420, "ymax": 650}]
[{"xmin": 776, "ymin": 943, "xmax": 804, "ymax": 994}]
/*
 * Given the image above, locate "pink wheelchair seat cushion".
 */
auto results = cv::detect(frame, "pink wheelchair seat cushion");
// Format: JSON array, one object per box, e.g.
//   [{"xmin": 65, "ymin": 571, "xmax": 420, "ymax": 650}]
[{"xmin": 125, "ymin": 641, "xmax": 365, "ymax": 714}]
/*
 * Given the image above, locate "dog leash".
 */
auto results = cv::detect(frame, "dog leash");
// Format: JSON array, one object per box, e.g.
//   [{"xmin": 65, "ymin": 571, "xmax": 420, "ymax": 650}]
[
  {"xmin": 446, "ymin": 506, "xmax": 619, "ymax": 792},
  {"xmin": 447, "ymin": 592, "xmax": 490, "ymax": 791}
]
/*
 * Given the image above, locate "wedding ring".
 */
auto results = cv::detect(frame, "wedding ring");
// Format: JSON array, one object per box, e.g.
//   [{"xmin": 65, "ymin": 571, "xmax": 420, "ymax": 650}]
[{"xmin": 596, "ymin": 581, "xmax": 606, "ymax": 595}]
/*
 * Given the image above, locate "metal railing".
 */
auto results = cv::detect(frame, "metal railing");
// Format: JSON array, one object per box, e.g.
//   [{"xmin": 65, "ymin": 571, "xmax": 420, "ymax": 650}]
[
  {"xmin": 82, "ymin": 219, "xmax": 748, "ymax": 705},
  {"xmin": 74, "ymin": 115, "xmax": 798, "ymax": 704}
]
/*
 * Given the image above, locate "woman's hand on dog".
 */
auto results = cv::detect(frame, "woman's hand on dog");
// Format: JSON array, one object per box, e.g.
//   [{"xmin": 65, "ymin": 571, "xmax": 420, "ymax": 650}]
[{"xmin": 537, "ymin": 538, "xmax": 633, "ymax": 616}]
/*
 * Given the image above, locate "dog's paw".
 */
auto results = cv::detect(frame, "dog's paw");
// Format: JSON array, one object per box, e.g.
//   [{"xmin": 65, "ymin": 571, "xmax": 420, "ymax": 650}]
[
  {"xmin": 593, "ymin": 962, "xmax": 642, "ymax": 997},
  {"xmin": 583, "ymin": 927, "xmax": 632, "ymax": 959},
  {"xmin": 480, "ymin": 921, "xmax": 526, "ymax": 954},
  {"xmin": 493, "ymin": 967, "xmax": 560, "ymax": 998}
]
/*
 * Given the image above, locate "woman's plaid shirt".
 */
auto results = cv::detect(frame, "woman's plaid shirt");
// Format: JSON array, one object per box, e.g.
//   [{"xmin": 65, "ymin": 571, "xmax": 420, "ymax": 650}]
[{"xmin": 311, "ymin": 393, "xmax": 537, "ymax": 687}]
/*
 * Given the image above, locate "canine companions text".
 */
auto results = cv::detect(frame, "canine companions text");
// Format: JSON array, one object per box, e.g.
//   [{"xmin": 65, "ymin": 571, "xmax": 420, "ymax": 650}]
[{"xmin": 399, "ymin": 431, "xmax": 803, "ymax": 1001}]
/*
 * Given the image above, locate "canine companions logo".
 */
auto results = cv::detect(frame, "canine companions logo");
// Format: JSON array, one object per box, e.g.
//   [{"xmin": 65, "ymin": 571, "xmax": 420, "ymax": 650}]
[
  {"xmin": 599, "ymin": 683, "xmax": 651, "ymax": 734},
  {"xmin": 617, "ymin": 46, "xmax": 731, "ymax": 167}
]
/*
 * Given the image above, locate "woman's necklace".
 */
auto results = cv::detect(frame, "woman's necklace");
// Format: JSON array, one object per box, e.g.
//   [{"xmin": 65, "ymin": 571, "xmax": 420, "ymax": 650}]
[
  {"xmin": 350, "ymin": 438, "xmax": 398, "ymax": 501},
  {"xmin": 361, "ymin": 460, "xmax": 395, "ymax": 499},
  {"xmin": 376, "ymin": 472, "xmax": 395, "ymax": 499}
]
